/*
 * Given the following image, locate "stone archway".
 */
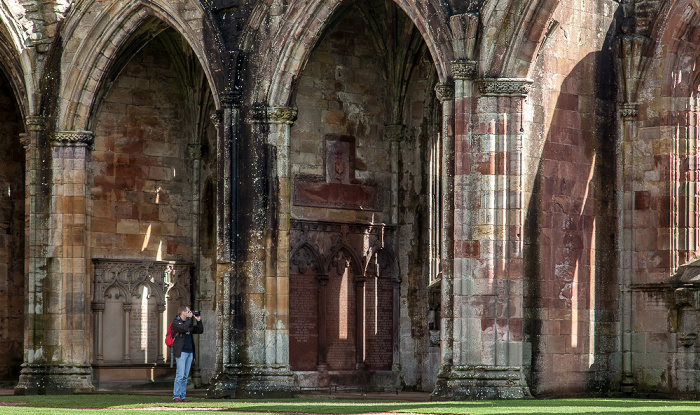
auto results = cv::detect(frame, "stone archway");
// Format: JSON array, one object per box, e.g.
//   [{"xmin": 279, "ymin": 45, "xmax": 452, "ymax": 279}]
[
  {"xmin": 0, "ymin": 67, "xmax": 25, "ymax": 383},
  {"xmin": 88, "ymin": 25, "xmax": 217, "ymax": 387},
  {"xmin": 285, "ymin": 0, "xmax": 441, "ymax": 391}
]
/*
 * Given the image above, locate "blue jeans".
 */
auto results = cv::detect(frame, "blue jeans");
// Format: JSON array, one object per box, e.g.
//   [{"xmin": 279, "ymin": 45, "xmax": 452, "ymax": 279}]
[{"xmin": 173, "ymin": 351, "xmax": 193, "ymax": 400}]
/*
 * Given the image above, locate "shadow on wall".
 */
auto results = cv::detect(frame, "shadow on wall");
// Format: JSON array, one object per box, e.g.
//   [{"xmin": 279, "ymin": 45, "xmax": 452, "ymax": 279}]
[{"xmin": 523, "ymin": 15, "xmax": 619, "ymax": 396}]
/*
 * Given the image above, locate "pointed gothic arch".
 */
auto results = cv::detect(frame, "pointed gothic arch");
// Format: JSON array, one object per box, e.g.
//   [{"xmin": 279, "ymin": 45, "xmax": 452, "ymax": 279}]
[
  {"xmin": 57, "ymin": 0, "xmax": 227, "ymax": 131},
  {"xmin": 241, "ymin": 0, "xmax": 454, "ymax": 107}
]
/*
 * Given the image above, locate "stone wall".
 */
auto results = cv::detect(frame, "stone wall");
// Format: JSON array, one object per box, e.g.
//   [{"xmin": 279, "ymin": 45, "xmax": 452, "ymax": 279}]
[{"xmin": 91, "ymin": 33, "xmax": 195, "ymax": 262}]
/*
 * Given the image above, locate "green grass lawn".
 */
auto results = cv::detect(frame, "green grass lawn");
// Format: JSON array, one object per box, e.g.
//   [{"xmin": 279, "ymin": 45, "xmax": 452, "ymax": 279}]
[{"xmin": 1, "ymin": 395, "xmax": 700, "ymax": 415}]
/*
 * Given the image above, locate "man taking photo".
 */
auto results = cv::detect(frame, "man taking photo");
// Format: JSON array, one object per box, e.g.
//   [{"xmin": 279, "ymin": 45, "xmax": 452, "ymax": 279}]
[{"xmin": 171, "ymin": 305, "xmax": 203, "ymax": 403}]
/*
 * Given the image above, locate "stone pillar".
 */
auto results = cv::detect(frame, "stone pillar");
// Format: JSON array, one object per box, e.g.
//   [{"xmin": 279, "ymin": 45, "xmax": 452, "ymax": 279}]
[
  {"xmin": 391, "ymin": 275, "xmax": 401, "ymax": 371},
  {"xmin": 207, "ymin": 90, "xmax": 237, "ymax": 397},
  {"xmin": 619, "ymin": 101, "xmax": 638, "ymax": 393},
  {"xmin": 355, "ymin": 275, "xmax": 366, "ymax": 370},
  {"xmin": 317, "ymin": 274, "xmax": 329, "ymax": 373},
  {"xmin": 435, "ymin": 73, "xmax": 532, "ymax": 399},
  {"xmin": 123, "ymin": 303, "xmax": 132, "ymax": 362},
  {"xmin": 432, "ymin": 81, "xmax": 455, "ymax": 395},
  {"xmin": 220, "ymin": 105, "xmax": 297, "ymax": 398},
  {"xmin": 157, "ymin": 304, "xmax": 166, "ymax": 363},
  {"xmin": 16, "ymin": 128, "xmax": 95, "ymax": 394},
  {"xmin": 264, "ymin": 106, "xmax": 297, "ymax": 376},
  {"xmin": 92, "ymin": 301, "xmax": 104, "ymax": 363}
]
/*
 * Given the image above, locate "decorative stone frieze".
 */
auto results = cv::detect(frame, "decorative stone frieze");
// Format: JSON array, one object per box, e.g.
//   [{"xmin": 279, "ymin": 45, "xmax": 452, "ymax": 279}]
[
  {"xmin": 91, "ymin": 259, "xmax": 192, "ymax": 370},
  {"xmin": 477, "ymin": 78, "xmax": 533, "ymax": 97},
  {"xmin": 268, "ymin": 106, "xmax": 298, "ymax": 124},
  {"xmin": 50, "ymin": 130, "xmax": 94, "ymax": 147},
  {"xmin": 246, "ymin": 106, "xmax": 298, "ymax": 124},
  {"xmin": 452, "ymin": 60, "xmax": 478, "ymax": 80},
  {"xmin": 92, "ymin": 259, "xmax": 192, "ymax": 307}
]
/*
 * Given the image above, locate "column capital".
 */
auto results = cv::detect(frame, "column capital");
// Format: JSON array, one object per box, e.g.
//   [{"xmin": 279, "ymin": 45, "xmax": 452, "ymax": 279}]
[
  {"xmin": 477, "ymin": 78, "xmax": 533, "ymax": 97},
  {"xmin": 434, "ymin": 82, "xmax": 455, "ymax": 102},
  {"xmin": 619, "ymin": 102, "xmax": 639, "ymax": 119},
  {"xmin": 26, "ymin": 116, "xmax": 46, "ymax": 132},
  {"xmin": 50, "ymin": 130, "xmax": 94, "ymax": 147},
  {"xmin": 19, "ymin": 133, "xmax": 30, "ymax": 150},
  {"xmin": 452, "ymin": 60, "xmax": 478, "ymax": 81}
]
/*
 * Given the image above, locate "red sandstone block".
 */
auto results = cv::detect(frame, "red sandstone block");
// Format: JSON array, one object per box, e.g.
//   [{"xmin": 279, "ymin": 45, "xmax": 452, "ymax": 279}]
[
  {"xmin": 475, "ymin": 153, "xmax": 496, "ymax": 175},
  {"xmin": 123, "ymin": 234, "xmax": 144, "ymax": 251},
  {"xmin": 634, "ymin": 191, "xmax": 651, "ymax": 210},
  {"xmin": 91, "ymin": 200, "xmax": 112, "ymax": 219},
  {"xmin": 115, "ymin": 136, "xmax": 144, "ymax": 154},
  {"xmin": 548, "ymin": 125, "xmax": 579, "ymax": 145},
  {"xmin": 139, "ymin": 205, "xmax": 159, "ymax": 222},
  {"xmin": 91, "ymin": 217, "xmax": 116, "ymax": 234},
  {"xmin": 113, "ymin": 202, "xmax": 136, "ymax": 219}
]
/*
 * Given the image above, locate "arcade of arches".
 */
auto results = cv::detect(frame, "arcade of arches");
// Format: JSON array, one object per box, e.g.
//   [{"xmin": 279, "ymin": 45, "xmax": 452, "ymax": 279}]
[{"xmin": 2, "ymin": 0, "xmax": 700, "ymax": 399}]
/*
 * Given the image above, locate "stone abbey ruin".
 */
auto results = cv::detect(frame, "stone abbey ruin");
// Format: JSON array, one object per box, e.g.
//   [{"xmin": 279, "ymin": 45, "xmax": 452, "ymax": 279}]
[{"xmin": 1, "ymin": 0, "xmax": 700, "ymax": 399}]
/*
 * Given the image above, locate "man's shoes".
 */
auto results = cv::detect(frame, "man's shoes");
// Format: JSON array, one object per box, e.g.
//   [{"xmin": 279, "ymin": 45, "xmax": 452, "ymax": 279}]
[
  {"xmin": 181, "ymin": 398, "xmax": 190, "ymax": 403},
  {"xmin": 173, "ymin": 398, "xmax": 181, "ymax": 403}
]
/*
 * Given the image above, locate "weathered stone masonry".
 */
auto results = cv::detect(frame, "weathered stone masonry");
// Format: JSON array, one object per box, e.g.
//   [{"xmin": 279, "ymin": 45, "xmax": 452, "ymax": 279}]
[{"xmin": 4, "ymin": 0, "xmax": 700, "ymax": 399}]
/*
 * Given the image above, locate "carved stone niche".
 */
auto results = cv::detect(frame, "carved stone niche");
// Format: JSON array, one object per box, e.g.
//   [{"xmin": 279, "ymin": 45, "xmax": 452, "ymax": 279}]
[{"xmin": 91, "ymin": 259, "xmax": 192, "ymax": 386}]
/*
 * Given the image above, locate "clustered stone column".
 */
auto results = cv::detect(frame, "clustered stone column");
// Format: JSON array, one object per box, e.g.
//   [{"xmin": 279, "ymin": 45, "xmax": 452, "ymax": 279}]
[
  {"xmin": 435, "ymin": 73, "xmax": 532, "ymax": 399},
  {"xmin": 212, "ymin": 105, "xmax": 297, "ymax": 398},
  {"xmin": 16, "ymin": 127, "xmax": 95, "ymax": 394},
  {"xmin": 207, "ymin": 91, "xmax": 237, "ymax": 397}
]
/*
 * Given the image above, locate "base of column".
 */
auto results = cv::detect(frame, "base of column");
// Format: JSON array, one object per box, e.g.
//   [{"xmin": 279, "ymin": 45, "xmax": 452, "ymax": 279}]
[
  {"xmin": 431, "ymin": 365, "xmax": 530, "ymax": 400},
  {"xmin": 14, "ymin": 363, "xmax": 94, "ymax": 395},
  {"xmin": 620, "ymin": 375, "xmax": 635, "ymax": 394},
  {"xmin": 208, "ymin": 365, "xmax": 297, "ymax": 398}
]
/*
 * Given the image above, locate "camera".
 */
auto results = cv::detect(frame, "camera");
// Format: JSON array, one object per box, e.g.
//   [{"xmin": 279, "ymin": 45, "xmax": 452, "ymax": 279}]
[{"xmin": 193, "ymin": 311, "xmax": 200, "ymax": 317}]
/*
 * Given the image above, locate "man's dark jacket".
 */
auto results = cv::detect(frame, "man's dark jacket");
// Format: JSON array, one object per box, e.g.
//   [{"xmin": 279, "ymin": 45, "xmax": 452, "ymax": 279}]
[{"xmin": 171, "ymin": 315, "xmax": 204, "ymax": 359}]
